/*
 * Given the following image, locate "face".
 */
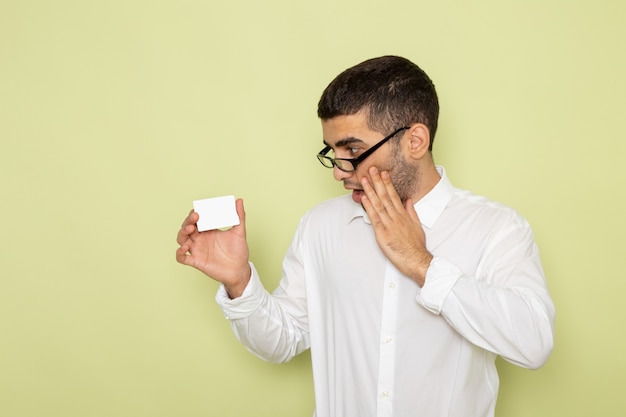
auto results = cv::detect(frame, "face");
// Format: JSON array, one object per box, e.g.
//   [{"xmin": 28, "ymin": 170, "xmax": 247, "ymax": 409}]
[{"xmin": 321, "ymin": 113, "xmax": 419, "ymax": 205}]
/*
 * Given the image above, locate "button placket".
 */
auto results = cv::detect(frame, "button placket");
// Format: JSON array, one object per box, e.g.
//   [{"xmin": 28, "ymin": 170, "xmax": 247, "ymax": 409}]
[{"xmin": 376, "ymin": 262, "xmax": 401, "ymax": 416}]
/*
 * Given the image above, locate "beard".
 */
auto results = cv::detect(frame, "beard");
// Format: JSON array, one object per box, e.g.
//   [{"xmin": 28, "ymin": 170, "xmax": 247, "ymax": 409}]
[
  {"xmin": 345, "ymin": 143, "xmax": 420, "ymax": 206},
  {"xmin": 387, "ymin": 145, "xmax": 420, "ymax": 204}
]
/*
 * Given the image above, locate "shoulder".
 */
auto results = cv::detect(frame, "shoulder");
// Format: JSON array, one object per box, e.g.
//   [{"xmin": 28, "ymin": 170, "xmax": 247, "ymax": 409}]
[{"xmin": 449, "ymin": 188, "xmax": 531, "ymax": 231}]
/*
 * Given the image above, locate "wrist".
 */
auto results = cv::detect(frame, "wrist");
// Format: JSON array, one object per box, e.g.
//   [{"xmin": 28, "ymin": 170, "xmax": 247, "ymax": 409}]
[
  {"xmin": 414, "ymin": 253, "xmax": 433, "ymax": 288},
  {"xmin": 224, "ymin": 263, "xmax": 252, "ymax": 299}
]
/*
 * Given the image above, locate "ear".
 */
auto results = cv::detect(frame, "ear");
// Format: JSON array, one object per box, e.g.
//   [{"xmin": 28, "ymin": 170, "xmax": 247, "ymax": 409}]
[{"xmin": 406, "ymin": 123, "xmax": 431, "ymax": 160}]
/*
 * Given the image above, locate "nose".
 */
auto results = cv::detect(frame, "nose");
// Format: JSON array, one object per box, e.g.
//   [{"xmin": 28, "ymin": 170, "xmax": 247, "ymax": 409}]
[{"xmin": 333, "ymin": 165, "xmax": 353, "ymax": 181}]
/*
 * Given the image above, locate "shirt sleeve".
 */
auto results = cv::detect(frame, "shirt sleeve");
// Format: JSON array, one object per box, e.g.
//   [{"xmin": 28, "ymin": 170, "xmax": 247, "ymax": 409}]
[
  {"xmin": 415, "ymin": 256, "xmax": 463, "ymax": 314},
  {"xmin": 216, "ymin": 263, "xmax": 267, "ymax": 320},
  {"xmin": 416, "ymin": 217, "xmax": 555, "ymax": 370},
  {"xmin": 214, "ymin": 227, "xmax": 310, "ymax": 364}
]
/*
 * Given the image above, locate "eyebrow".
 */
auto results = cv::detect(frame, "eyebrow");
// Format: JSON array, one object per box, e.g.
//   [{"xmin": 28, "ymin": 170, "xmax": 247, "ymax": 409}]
[{"xmin": 323, "ymin": 137, "xmax": 366, "ymax": 148}]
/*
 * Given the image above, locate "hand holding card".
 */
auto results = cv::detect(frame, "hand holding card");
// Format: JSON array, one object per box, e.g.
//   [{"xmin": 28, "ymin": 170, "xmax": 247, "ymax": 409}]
[{"xmin": 192, "ymin": 195, "xmax": 241, "ymax": 232}]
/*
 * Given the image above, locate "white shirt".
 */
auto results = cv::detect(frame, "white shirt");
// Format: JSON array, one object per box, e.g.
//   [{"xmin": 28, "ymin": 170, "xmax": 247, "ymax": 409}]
[{"xmin": 216, "ymin": 166, "xmax": 555, "ymax": 417}]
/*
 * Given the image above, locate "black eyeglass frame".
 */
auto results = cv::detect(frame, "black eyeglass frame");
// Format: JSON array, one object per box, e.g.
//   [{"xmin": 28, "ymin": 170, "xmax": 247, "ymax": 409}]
[{"xmin": 316, "ymin": 126, "xmax": 410, "ymax": 172}]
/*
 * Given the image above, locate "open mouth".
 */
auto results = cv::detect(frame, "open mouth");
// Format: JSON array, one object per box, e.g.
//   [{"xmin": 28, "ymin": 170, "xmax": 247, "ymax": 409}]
[{"xmin": 351, "ymin": 189, "xmax": 364, "ymax": 203}]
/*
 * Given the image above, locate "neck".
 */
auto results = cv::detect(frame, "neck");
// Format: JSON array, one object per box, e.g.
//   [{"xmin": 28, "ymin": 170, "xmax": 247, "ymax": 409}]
[{"xmin": 410, "ymin": 162, "xmax": 440, "ymax": 203}]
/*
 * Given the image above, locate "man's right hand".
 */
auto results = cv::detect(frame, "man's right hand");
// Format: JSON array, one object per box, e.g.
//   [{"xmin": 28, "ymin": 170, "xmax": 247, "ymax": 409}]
[{"xmin": 176, "ymin": 198, "xmax": 251, "ymax": 298}]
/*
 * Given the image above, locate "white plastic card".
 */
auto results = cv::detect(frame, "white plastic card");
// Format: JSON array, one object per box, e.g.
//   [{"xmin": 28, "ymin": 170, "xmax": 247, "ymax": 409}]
[{"xmin": 192, "ymin": 195, "xmax": 240, "ymax": 232}]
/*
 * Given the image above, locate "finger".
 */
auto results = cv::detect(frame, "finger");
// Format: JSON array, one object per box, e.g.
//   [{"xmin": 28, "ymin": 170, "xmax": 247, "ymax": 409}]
[
  {"xmin": 360, "ymin": 192, "xmax": 378, "ymax": 220},
  {"xmin": 234, "ymin": 198, "xmax": 246, "ymax": 236},
  {"xmin": 175, "ymin": 244, "xmax": 192, "ymax": 265},
  {"xmin": 180, "ymin": 209, "xmax": 198, "ymax": 227},
  {"xmin": 361, "ymin": 168, "xmax": 383, "ymax": 206},
  {"xmin": 367, "ymin": 167, "xmax": 400, "ymax": 214},
  {"xmin": 361, "ymin": 191, "xmax": 391, "ymax": 233},
  {"xmin": 362, "ymin": 168, "xmax": 396, "ymax": 224},
  {"xmin": 176, "ymin": 227, "xmax": 188, "ymax": 245},
  {"xmin": 366, "ymin": 167, "xmax": 389, "ymax": 204},
  {"xmin": 177, "ymin": 211, "xmax": 200, "ymax": 245},
  {"xmin": 361, "ymin": 176, "xmax": 387, "ymax": 216},
  {"xmin": 177, "ymin": 223, "xmax": 196, "ymax": 245}
]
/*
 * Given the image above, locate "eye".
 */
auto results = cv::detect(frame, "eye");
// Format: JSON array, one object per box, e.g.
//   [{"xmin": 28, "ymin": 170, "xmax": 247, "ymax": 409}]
[{"xmin": 349, "ymin": 147, "xmax": 361, "ymax": 156}]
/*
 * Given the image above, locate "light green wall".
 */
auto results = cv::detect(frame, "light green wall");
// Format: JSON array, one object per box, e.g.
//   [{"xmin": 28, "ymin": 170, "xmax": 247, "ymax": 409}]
[{"xmin": 1, "ymin": 0, "xmax": 624, "ymax": 416}]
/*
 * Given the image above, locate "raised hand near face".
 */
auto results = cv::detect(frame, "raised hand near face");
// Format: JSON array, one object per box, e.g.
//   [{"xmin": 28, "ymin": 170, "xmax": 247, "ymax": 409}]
[
  {"xmin": 360, "ymin": 167, "xmax": 433, "ymax": 287},
  {"xmin": 175, "ymin": 198, "xmax": 251, "ymax": 298}
]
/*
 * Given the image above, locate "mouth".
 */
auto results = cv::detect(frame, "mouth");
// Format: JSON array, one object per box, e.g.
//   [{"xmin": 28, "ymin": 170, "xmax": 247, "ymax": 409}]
[
  {"xmin": 343, "ymin": 182, "xmax": 364, "ymax": 204},
  {"xmin": 349, "ymin": 189, "xmax": 364, "ymax": 204}
]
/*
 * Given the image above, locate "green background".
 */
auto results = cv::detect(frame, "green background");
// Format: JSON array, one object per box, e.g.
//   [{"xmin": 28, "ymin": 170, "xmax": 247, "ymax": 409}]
[{"xmin": 1, "ymin": 0, "xmax": 624, "ymax": 416}]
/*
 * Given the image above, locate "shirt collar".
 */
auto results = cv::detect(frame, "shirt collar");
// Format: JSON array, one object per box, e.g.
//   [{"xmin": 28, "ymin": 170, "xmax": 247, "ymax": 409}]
[{"xmin": 348, "ymin": 166, "xmax": 455, "ymax": 229}]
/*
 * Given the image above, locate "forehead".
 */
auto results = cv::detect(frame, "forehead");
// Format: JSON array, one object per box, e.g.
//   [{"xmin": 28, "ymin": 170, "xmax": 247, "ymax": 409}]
[{"xmin": 321, "ymin": 113, "xmax": 381, "ymax": 146}]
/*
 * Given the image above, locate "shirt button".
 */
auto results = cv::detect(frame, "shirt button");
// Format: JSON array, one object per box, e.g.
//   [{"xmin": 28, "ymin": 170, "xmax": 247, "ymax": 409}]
[
  {"xmin": 382, "ymin": 391, "xmax": 391, "ymax": 397},
  {"xmin": 385, "ymin": 337, "xmax": 393, "ymax": 344},
  {"xmin": 388, "ymin": 282, "xmax": 396, "ymax": 289}
]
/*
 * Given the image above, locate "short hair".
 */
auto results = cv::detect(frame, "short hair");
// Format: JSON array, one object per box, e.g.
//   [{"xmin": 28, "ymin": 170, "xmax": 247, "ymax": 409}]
[{"xmin": 317, "ymin": 55, "xmax": 439, "ymax": 151}]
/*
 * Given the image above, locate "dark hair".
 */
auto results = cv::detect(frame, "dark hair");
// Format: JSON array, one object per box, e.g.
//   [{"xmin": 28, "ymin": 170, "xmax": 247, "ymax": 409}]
[{"xmin": 317, "ymin": 55, "xmax": 439, "ymax": 151}]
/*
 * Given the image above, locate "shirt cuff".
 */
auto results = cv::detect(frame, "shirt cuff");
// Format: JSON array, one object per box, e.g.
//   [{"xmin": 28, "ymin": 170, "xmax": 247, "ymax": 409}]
[
  {"xmin": 215, "ymin": 262, "xmax": 266, "ymax": 320},
  {"xmin": 416, "ymin": 256, "xmax": 463, "ymax": 314}
]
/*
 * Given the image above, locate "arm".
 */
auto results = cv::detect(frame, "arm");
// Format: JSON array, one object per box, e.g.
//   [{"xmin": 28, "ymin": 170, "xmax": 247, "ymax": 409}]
[
  {"xmin": 216, "ymin": 225, "xmax": 310, "ymax": 363},
  {"xmin": 361, "ymin": 167, "xmax": 555, "ymax": 369},
  {"xmin": 418, "ymin": 228, "xmax": 555, "ymax": 369},
  {"xmin": 175, "ymin": 201, "xmax": 310, "ymax": 363}
]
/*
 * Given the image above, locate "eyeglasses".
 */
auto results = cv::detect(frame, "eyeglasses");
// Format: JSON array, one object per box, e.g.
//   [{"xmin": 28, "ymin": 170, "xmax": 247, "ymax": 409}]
[{"xmin": 316, "ymin": 126, "xmax": 409, "ymax": 172}]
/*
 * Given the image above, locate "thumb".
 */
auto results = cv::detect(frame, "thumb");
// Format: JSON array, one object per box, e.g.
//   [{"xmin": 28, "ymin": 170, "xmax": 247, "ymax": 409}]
[{"xmin": 235, "ymin": 198, "xmax": 247, "ymax": 236}]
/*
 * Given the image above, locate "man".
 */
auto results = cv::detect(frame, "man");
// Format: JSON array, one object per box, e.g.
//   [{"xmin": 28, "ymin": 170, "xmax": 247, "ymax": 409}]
[{"xmin": 176, "ymin": 55, "xmax": 555, "ymax": 417}]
